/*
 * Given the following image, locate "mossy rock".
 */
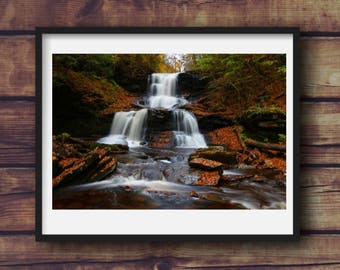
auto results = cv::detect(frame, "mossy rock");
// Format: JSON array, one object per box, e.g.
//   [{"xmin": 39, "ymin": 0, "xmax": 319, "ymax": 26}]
[
  {"xmin": 189, "ymin": 147, "xmax": 237, "ymax": 165},
  {"xmin": 199, "ymin": 151, "xmax": 237, "ymax": 164}
]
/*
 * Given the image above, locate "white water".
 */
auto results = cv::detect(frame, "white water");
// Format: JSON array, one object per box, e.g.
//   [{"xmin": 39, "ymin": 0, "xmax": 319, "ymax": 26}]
[
  {"xmin": 148, "ymin": 73, "xmax": 188, "ymax": 109},
  {"xmin": 173, "ymin": 110, "xmax": 207, "ymax": 148},
  {"xmin": 99, "ymin": 73, "xmax": 206, "ymax": 148},
  {"xmin": 148, "ymin": 73, "xmax": 206, "ymax": 148},
  {"xmin": 97, "ymin": 109, "xmax": 147, "ymax": 146}
]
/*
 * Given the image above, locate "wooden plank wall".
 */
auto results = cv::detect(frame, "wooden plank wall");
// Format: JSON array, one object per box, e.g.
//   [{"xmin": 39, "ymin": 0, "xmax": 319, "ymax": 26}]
[{"xmin": 0, "ymin": 0, "xmax": 339, "ymax": 268}]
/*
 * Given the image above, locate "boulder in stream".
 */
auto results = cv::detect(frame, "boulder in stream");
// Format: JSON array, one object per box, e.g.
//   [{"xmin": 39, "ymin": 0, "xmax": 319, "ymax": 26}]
[
  {"xmin": 189, "ymin": 157, "xmax": 223, "ymax": 171},
  {"xmin": 196, "ymin": 170, "xmax": 221, "ymax": 186},
  {"xmin": 189, "ymin": 147, "xmax": 237, "ymax": 165},
  {"xmin": 53, "ymin": 134, "xmax": 125, "ymax": 188}
]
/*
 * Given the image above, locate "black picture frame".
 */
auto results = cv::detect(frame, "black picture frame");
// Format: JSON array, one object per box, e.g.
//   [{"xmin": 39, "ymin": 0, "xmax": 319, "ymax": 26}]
[{"xmin": 36, "ymin": 27, "xmax": 300, "ymax": 241}]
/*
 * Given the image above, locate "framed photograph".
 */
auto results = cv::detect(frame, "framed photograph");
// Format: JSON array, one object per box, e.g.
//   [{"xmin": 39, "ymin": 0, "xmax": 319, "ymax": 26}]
[{"xmin": 36, "ymin": 27, "xmax": 299, "ymax": 240}]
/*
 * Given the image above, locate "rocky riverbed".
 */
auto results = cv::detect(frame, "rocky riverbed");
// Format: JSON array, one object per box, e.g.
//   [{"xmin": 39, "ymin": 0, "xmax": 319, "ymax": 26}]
[{"xmin": 53, "ymin": 135, "xmax": 286, "ymax": 209}]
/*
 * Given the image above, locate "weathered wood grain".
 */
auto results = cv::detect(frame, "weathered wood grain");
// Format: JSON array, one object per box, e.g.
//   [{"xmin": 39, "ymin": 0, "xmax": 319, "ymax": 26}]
[
  {"xmin": 0, "ymin": 148, "xmax": 35, "ymax": 167},
  {"xmin": 0, "ymin": 168, "xmax": 34, "ymax": 195},
  {"xmin": 168, "ymin": 235, "xmax": 340, "ymax": 268},
  {"xmin": 0, "ymin": 0, "xmax": 340, "ymax": 31},
  {"xmin": 300, "ymin": 178, "xmax": 340, "ymax": 230},
  {"xmin": 297, "ymin": 168, "xmax": 340, "ymax": 230},
  {"xmin": 0, "ymin": 101, "xmax": 34, "ymax": 149},
  {"xmin": 302, "ymin": 146, "xmax": 340, "ymax": 164},
  {"xmin": 3, "ymin": 264, "xmax": 339, "ymax": 270},
  {"xmin": 0, "ymin": 37, "xmax": 35, "ymax": 96},
  {"xmin": 0, "ymin": 168, "xmax": 339, "ymax": 232},
  {"xmin": 301, "ymin": 38, "xmax": 340, "ymax": 98},
  {"xmin": 0, "ymin": 261, "xmax": 181, "ymax": 270},
  {"xmin": 0, "ymin": 100, "xmax": 35, "ymax": 167},
  {"xmin": 1, "ymin": 264, "xmax": 339, "ymax": 270},
  {"xmin": 0, "ymin": 193, "xmax": 34, "ymax": 231},
  {"xmin": 0, "ymin": 235, "xmax": 339, "ymax": 268},
  {"xmin": 302, "ymin": 102, "xmax": 340, "ymax": 145}
]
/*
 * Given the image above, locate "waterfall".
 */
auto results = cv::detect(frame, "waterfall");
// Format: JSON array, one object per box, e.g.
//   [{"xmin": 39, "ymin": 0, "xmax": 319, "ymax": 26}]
[
  {"xmin": 173, "ymin": 110, "xmax": 207, "ymax": 148},
  {"xmin": 98, "ymin": 73, "xmax": 206, "ymax": 148},
  {"xmin": 97, "ymin": 109, "xmax": 147, "ymax": 146},
  {"xmin": 147, "ymin": 73, "xmax": 206, "ymax": 148},
  {"xmin": 148, "ymin": 73, "xmax": 188, "ymax": 109},
  {"xmin": 127, "ymin": 109, "xmax": 148, "ymax": 141}
]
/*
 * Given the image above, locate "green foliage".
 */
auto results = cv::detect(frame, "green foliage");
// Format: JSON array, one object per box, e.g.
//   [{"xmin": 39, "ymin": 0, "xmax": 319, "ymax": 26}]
[
  {"xmin": 241, "ymin": 129, "xmax": 280, "ymax": 144},
  {"xmin": 278, "ymin": 133, "xmax": 286, "ymax": 143},
  {"xmin": 53, "ymin": 54, "xmax": 174, "ymax": 93},
  {"xmin": 189, "ymin": 54, "xmax": 286, "ymax": 81},
  {"xmin": 53, "ymin": 54, "xmax": 118, "ymax": 81},
  {"xmin": 244, "ymin": 105, "xmax": 285, "ymax": 118},
  {"xmin": 185, "ymin": 54, "xmax": 286, "ymax": 114},
  {"xmin": 277, "ymin": 66, "xmax": 286, "ymax": 75},
  {"xmin": 240, "ymin": 132, "xmax": 248, "ymax": 140}
]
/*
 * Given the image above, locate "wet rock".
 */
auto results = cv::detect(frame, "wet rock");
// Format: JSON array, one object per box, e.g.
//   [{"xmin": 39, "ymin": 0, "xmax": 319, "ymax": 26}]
[
  {"xmin": 145, "ymin": 109, "xmax": 176, "ymax": 148},
  {"xmin": 53, "ymin": 135, "xmax": 123, "ymax": 188},
  {"xmin": 197, "ymin": 114, "xmax": 233, "ymax": 131},
  {"xmin": 220, "ymin": 174, "xmax": 254, "ymax": 182},
  {"xmin": 238, "ymin": 108, "xmax": 286, "ymax": 144},
  {"xmin": 196, "ymin": 170, "xmax": 221, "ymax": 186},
  {"xmin": 190, "ymin": 191, "xmax": 199, "ymax": 198},
  {"xmin": 189, "ymin": 158, "xmax": 223, "ymax": 171},
  {"xmin": 154, "ymin": 156, "xmax": 171, "ymax": 161},
  {"xmin": 199, "ymin": 193, "xmax": 223, "ymax": 202},
  {"xmin": 189, "ymin": 147, "xmax": 237, "ymax": 165},
  {"xmin": 205, "ymin": 145, "xmax": 225, "ymax": 151},
  {"xmin": 53, "ymin": 151, "xmax": 100, "ymax": 188},
  {"xmin": 89, "ymin": 156, "xmax": 117, "ymax": 182},
  {"xmin": 237, "ymin": 163, "xmax": 256, "ymax": 170},
  {"xmin": 202, "ymin": 151, "xmax": 237, "ymax": 164},
  {"xmin": 238, "ymin": 108, "xmax": 286, "ymax": 131},
  {"xmin": 197, "ymin": 193, "xmax": 246, "ymax": 209},
  {"xmin": 149, "ymin": 131, "xmax": 174, "ymax": 148},
  {"xmin": 132, "ymin": 152, "xmax": 149, "ymax": 160},
  {"xmin": 91, "ymin": 142, "xmax": 128, "ymax": 154}
]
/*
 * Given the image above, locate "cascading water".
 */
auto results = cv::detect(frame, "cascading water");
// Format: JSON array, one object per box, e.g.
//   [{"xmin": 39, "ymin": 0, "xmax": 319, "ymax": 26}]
[
  {"xmin": 97, "ymin": 109, "xmax": 147, "ymax": 146},
  {"xmin": 98, "ymin": 73, "xmax": 206, "ymax": 148},
  {"xmin": 148, "ymin": 73, "xmax": 206, "ymax": 148},
  {"xmin": 173, "ymin": 109, "xmax": 207, "ymax": 148},
  {"xmin": 148, "ymin": 73, "xmax": 188, "ymax": 109}
]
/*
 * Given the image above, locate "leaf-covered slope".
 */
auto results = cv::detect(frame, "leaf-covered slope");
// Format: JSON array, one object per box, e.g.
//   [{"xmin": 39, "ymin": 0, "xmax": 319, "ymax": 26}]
[
  {"xmin": 53, "ymin": 68, "xmax": 135, "ymax": 137},
  {"xmin": 185, "ymin": 54, "xmax": 286, "ymax": 119}
]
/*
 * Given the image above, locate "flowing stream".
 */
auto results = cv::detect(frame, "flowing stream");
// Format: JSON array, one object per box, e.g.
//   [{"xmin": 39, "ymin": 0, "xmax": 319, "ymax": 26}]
[{"xmin": 54, "ymin": 73, "xmax": 285, "ymax": 209}]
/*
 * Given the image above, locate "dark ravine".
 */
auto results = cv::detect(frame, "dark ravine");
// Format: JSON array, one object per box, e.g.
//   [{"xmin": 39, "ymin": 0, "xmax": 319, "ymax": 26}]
[{"xmin": 53, "ymin": 72, "xmax": 286, "ymax": 209}]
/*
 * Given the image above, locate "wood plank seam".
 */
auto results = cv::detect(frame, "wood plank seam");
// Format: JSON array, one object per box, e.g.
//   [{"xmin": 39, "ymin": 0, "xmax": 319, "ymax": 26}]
[{"xmin": 0, "ymin": 31, "xmax": 340, "ymax": 37}]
